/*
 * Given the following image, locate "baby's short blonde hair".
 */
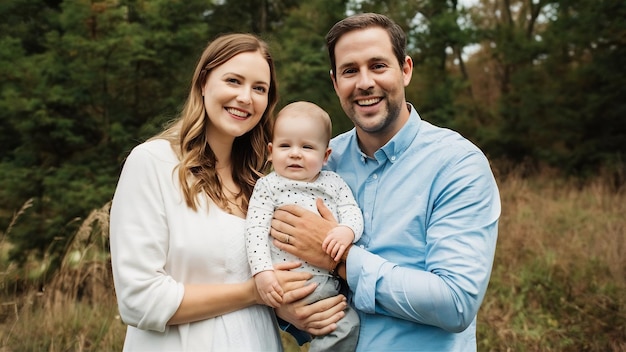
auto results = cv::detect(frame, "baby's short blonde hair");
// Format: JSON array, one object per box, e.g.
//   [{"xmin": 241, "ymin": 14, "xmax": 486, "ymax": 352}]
[{"xmin": 275, "ymin": 101, "xmax": 332, "ymax": 144}]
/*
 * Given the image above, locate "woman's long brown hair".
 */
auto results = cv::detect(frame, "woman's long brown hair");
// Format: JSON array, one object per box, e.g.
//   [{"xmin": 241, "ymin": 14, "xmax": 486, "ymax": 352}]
[{"xmin": 153, "ymin": 33, "xmax": 277, "ymax": 213}]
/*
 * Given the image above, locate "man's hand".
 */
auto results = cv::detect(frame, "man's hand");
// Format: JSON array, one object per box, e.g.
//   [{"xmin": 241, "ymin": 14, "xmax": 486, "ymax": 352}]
[{"xmin": 270, "ymin": 198, "xmax": 337, "ymax": 269}]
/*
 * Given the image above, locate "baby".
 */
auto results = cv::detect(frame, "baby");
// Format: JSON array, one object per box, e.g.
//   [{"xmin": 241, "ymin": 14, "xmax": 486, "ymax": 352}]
[{"xmin": 245, "ymin": 101, "xmax": 362, "ymax": 351}]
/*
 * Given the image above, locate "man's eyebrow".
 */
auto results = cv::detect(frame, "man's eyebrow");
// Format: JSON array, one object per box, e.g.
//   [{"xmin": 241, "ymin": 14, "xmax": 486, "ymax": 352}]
[{"xmin": 337, "ymin": 57, "xmax": 389, "ymax": 71}]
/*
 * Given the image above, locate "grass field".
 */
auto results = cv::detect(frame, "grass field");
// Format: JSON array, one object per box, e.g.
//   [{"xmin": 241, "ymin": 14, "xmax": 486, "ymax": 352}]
[{"xmin": 1, "ymin": 170, "xmax": 624, "ymax": 351}]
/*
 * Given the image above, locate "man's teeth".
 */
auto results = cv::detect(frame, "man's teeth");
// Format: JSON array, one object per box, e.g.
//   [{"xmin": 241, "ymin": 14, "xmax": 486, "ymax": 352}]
[
  {"xmin": 227, "ymin": 108, "xmax": 248, "ymax": 117},
  {"xmin": 357, "ymin": 98, "xmax": 381, "ymax": 106}
]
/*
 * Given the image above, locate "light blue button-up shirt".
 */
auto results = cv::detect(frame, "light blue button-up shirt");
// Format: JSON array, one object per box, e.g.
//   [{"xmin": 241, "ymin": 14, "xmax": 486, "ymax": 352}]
[{"xmin": 326, "ymin": 104, "xmax": 501, "ymax": 351}]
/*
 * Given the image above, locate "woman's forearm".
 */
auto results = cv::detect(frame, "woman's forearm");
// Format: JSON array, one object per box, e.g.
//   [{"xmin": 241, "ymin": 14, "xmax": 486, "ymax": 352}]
[{"xmin": 167, "ymin": 280, "xmax": 259, "ymax": 325}]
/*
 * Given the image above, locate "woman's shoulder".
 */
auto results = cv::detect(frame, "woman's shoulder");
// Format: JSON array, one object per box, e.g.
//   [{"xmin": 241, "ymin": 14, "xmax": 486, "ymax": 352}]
[{"xmin": 129, "ymin": 139, "xmax": 178, "ymax": 162}]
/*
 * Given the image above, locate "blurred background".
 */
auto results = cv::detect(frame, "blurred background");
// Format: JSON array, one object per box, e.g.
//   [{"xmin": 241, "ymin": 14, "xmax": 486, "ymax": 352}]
[{"xmin": 0, "ymin": 0, "xmax": 624, "ymax": 350}]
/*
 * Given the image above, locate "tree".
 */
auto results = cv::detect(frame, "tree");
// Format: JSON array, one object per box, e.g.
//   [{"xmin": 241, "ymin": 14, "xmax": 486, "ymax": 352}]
[
  {"xmin": 0, "ymin": 0, "xmax": 211, "ymax": 266},
  {"xmin": 271, "ymin": 0, "xmax": 351, "ymax": 135}
]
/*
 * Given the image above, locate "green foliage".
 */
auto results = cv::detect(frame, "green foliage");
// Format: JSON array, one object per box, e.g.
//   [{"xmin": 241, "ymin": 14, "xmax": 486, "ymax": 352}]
[
  {"xmin": 271, "ymin": 0, "xmax": 351, "ymax": 135},
  {"xmin": 483, "ymin": 0, "xmax": 626, "ymax": 176},
  {"xmin": 1, "ymin": 0, "xmax": 625, "ymax": 288},
  {"xmin": 0, "ymin": 0, "xmax": 210, "ymax": 268}
]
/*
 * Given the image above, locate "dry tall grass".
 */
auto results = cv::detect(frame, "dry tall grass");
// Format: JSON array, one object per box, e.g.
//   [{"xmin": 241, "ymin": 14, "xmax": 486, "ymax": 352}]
[
  {"xmin": 479, "ymin": 170, "xmax": 626, "ymax": 351},
  {"xmin": 0, "ymin": 201, "xmax": 125, "ymax": 351},
  {"xmin": 1, "ymin": 171, "xmax": 624, "ymax": 351}
]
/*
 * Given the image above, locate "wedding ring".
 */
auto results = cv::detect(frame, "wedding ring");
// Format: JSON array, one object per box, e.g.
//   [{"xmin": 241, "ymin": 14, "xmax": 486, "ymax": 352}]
[{"xmin": 286, "ymin": 235, "xmax": 290, "ymax": 244}]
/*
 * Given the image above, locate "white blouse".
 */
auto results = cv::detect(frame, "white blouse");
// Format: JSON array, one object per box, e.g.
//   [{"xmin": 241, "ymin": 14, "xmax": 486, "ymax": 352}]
[{"xmin": 110, "ymin": 139, "xmax": 282, "ymax": 351}]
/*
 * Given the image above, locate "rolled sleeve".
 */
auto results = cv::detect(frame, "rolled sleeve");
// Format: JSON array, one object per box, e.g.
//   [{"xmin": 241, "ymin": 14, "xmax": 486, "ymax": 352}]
[{"xmin": 110, "ymin": 144, "xmax": 184, "ymax": 332}]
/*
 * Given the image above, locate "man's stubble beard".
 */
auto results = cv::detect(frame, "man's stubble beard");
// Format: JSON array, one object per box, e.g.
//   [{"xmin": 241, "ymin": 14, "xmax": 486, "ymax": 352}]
[{"xmin": 348, "ymin": 97, "xmax": 402, "ymax": 136}]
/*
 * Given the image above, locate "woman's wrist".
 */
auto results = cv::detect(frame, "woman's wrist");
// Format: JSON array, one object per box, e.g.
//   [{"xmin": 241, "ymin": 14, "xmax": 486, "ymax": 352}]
[{"xmin": 248, "ymin": 277, "xmax": 262, "ymax": 305}]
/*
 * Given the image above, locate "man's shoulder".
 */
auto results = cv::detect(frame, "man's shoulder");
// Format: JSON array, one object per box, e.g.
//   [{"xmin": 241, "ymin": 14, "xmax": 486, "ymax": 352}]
[
  {"xmin": 328, "ymin": 129, "xmax": 355, "ymax": 164},
  {"xmin": 330, "ymin": 129, "xmax": 354, "ymax": 149},
  {"xmin": 418, "ymin": 120, "xmax": 483, "ymax": 155}
]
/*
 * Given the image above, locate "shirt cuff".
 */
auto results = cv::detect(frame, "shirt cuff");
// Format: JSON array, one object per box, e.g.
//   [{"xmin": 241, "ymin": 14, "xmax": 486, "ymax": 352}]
[{"xmin": 346, "ymin": 245, "xmax": 389, "ymax": 314}]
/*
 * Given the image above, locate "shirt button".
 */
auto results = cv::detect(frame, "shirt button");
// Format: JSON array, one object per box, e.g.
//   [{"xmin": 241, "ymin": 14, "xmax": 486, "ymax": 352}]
[
  {"xmin": 359, "ymin": 245, "xmax": 365, "ymax": 249},
  {"xmin": 372, "ymin": 174, "xmax": 378, "ymax": 180},
  {"xmin": 391, "ymin": 156, "xmax": 396, "ymax": 161}
]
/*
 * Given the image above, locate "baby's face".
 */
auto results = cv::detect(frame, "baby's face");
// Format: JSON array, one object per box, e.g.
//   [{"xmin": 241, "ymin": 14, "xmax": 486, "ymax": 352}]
[{"xmin": 269, "ymin": 114, "xmax": 330, "ymax": 182}]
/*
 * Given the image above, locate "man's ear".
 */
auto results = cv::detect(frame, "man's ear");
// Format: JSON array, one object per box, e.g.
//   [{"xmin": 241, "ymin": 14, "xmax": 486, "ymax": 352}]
[
  {"xmin": 402, "ymin": 56, "xmax": 414, "ymax": 87},
  {"xmin": 330, "ymin": 70, "xmax": 338, "ymax": 92}
]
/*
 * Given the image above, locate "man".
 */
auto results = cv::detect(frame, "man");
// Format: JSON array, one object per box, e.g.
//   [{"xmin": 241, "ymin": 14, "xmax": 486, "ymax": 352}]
[{"xmin": 274, "ymin": 13, "xmax": 500, "ymax": 351}]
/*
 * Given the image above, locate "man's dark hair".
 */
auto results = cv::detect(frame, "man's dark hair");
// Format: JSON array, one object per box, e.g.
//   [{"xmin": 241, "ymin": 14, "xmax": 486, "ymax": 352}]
[{"xmin": 325, "ymin": 13, "xmax": 407, "ymax": 78}]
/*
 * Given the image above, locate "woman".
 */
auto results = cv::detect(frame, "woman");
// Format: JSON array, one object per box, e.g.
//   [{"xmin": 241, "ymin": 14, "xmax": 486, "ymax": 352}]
[{"xmin": 109, "ymin": 33, "xmax": 344, "ymax": 351}]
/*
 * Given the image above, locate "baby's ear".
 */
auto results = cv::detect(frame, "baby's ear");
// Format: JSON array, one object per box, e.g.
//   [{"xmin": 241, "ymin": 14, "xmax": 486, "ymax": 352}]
[
  {"xmin": 267, "ymin": 143, "xmax": 273, "ymax": 162},
  {"xmin": 323, "ymin": 147, "xmax": 332, "ymax": 164}
]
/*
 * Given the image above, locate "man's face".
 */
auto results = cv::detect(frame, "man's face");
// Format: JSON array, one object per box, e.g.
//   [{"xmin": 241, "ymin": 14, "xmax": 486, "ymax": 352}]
[{"xmin": 331, "ymin": 27, "xmax": 412, "ymax": 141}]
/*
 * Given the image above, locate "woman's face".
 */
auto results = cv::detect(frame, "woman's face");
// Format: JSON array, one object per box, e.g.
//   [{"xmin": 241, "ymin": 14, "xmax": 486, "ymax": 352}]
[{"xmin": 202, "ymin": 51, "xmax": 271, "ymax": 143}]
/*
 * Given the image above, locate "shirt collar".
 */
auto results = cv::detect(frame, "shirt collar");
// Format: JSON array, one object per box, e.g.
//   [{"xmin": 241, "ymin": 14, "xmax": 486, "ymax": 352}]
[{"xmin": 354, "ymin": 103, "xmax": 421, "ymax": 164}]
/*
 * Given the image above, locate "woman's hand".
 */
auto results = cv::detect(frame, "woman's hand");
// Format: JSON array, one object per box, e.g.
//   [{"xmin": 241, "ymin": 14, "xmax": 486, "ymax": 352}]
[
  {"xmin": 274, "ymin": 262, "xmax": 314, "ymax": 294},
  {"xmin": 273, "ymin": 261, "xmax": 347, "ymax": 335},
  {"xmin": 276, "ymin": 294, "xmax": 347, "ymax": 336}
]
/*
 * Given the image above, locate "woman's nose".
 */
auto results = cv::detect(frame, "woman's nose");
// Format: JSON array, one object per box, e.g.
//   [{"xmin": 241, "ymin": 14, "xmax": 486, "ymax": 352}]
[{"xmin": 237, "ymin": 88, "xmax": 251, "ymax": 104}]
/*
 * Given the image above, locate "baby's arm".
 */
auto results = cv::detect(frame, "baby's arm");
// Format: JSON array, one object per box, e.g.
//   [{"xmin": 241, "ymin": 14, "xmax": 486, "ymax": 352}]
[
  {"xmin": 254, "ymin": 270, "xmax": 284, "ymax": 308},
  {"xmin": 322, "ymin": 225, "xmax": 355, "ymax": 262}
]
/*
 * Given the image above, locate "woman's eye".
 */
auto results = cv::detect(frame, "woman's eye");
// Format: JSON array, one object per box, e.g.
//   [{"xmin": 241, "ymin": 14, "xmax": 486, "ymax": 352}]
[
  {"xmin": 254, "ymin": 86, "xmax": 267, "ymax": 93},
  {"xmin": 226, "ymin": 78, "xmax": 240, "ymax": 84}
]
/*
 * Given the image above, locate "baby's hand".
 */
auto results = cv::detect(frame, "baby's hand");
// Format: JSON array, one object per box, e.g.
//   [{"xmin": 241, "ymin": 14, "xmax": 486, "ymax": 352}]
[
  {"xmin": 322, "ymin": 226, "xmax": 354, "ymax": 261},
  {"xmin": 254, "ymin": 270, "xmax": 284, "ymax": 308}
]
